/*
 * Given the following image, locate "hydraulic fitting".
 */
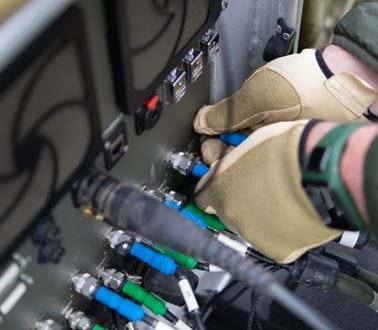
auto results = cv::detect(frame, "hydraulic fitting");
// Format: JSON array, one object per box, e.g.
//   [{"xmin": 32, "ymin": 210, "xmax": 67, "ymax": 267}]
[
  {"xmin": 65, "ymin": 309, "xmax": 104, "ymax": 330},
  {"xmin": 70, "ymin": 272, "xmax": 100, "ymax": 300},
  {"xmin": 166, "ymin": 151, "xmax": 208, "ymax": 178},
  {"xmin": 143, "ymin": 186, "xmax": 207, "ymax": 228},
  {"xmin": 104, "ymin": 230, "xmax": 134, "ymax": 257},
  {"xmin": 32, "ymin": 318, "xmax": 62, "ymax": 330},
  {"xmin": 165, "ymin": 151, "xmax": 194, "ymax": 176},
  {"xmin": 164, "ymin": 190, "xmax": 187, "ymax": 210},
  {"xmin": 97, "ymin": 268, "xmax": 129, "ymax": 292}
]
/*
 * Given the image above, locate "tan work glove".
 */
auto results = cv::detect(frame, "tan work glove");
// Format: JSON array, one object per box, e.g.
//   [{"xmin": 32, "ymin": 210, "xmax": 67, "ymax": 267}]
[
  {"xmin": 194, "ymin": 49, "xmax": 377, "ymax": 135},
  {"xmin": 195, "ymin": 120, "xmax": 342, "ymax": 264},
  {"xmin": 193, "ymin": 50, "xmax": 378, "ymax": 263}
]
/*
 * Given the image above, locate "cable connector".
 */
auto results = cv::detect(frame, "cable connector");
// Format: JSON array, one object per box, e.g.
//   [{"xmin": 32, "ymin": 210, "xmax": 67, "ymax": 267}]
[
  {"xmin": 65, "ymin": 309, "xmax": 104, "ymax": 330},
  {"xmin": 97, "ymin": 268, "xmax": 129, "ymax": 292},
  {"xmin": 70, "ymin": 272, "xmax": 145, "ymax": 323},
  {"xmin": 70, "ymin": 272, "xmax": 101, "ymax": 300},
  {"xmin": 105, "ymin": 230, "xmax": 177, "ymax": 275},
  {"xmin": 165, "ymin": 151, "xmax": 208, "ymax": 178},
  {"xmin": 166, "ymin": 151, "xmax": 194, "ymax": 176},
  {"xmin": 98, "ymin": 268, "xmax": 192, "ymax": 329},
  {"xmin": 104, "ymin": 230, "xmax": 135, "ymax": 257}
]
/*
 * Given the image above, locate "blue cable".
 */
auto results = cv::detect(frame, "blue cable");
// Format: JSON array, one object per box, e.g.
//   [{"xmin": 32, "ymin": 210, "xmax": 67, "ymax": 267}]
[
  {"xmin": 130, "ymin": 242, "xmax": 177, "ymax": 275},
  {"xmin": 164, "ymin": 201, "xmax": 207, "ymax": 229},
  {"xmin": 164, "ymin": 200, "xmax": 181, "ymax": 210},
  {"xmin": 220, "ymin": 132, "xmax": 248, "ymax": 146},
  {"xmin": 191, "ymin": 163, "xmax": 209, "ymax": 178},
  {"xmin": 180, "ymin": 209, "xmax": 207, "ymax": 229},
  {"xmin": 95, "ymin": 286, "xmax": 145, "ymax": 321}
]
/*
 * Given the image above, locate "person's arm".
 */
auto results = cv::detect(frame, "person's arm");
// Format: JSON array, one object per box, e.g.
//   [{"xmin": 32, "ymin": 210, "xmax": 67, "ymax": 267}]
[
  {"xmin": 323, "ymin": 45, "xmax": 378, "ymax": 116},
  {"xmin": 304, "ymin": 123, "xmax": 378, "ymax": 231}
]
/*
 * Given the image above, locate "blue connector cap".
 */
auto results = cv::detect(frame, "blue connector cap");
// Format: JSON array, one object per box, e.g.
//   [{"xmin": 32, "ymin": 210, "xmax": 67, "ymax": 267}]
[
  {"xmin": 130, "ymin": 242, "xmax": 177, "ymax": 275},
  {"xmin": 95, "ymin": 286, "xmax": 145, "ymax": 321},
  {"xmin": 180, "ymin": 209, "xmax": 207, "ymax": 229},
  {"xmin": 220, "ymin": 132, "xmax": 248, "ymax": 146},
  {"xmin": 191, "ymin": 163, "xmax": 209, "ymax": 178}
]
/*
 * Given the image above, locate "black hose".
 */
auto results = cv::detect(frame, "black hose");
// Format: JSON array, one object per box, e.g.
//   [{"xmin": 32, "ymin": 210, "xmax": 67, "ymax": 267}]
[
  {"xmin": 76, "ymin": 172, "xmax": 337, "ymax": 330},
  {"xmin": 192, "ymin": 311, "xmax": 206, "ymax": 330},
  {"xmin": 164, "ymin": 310, "xmax": 178, "ymax": 324}
]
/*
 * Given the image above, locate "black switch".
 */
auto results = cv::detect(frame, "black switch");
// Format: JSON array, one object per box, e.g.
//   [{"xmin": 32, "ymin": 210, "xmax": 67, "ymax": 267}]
[{"xmin": 135, "ymin": 95, "xmax": 163, "ymax": 135}]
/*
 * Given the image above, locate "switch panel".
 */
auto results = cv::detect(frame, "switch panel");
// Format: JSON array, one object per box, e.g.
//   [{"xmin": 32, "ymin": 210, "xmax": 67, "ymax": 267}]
[{"xmin": 104, "ymin": 0, "xmax": 223, "ymax": 114}]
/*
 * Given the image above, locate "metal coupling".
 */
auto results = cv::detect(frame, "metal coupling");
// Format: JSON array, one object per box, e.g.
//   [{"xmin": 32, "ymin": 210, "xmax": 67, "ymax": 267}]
[
  {"xmin": 65, "ymin": 310, "xmax": 95, "ymax": 330},
  {"xmin": 97, "ymin": 268, "xmax": 127, "ymax": 292},
  {"xmin": 70, "ymin": 272, "xmax": 100, "ymax": 300},
  {"xmin": 166, "ymin": 151, "xmax": 194, "ymax": 176},
  {"xmin": 164, "ymin": 190, "xmax": 187, "ymax": 208},
  {"xmin": 104, "ymin": 230, "xmax": 134, "ymax": 256}
]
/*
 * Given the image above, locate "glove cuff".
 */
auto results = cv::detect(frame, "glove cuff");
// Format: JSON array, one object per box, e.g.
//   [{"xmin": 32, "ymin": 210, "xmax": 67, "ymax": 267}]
[
  {"xmin": 298, "ymin": 119, "xmax": 324, "ymax": 168},
  {"xmin": 302, "ymin": 123, "xmax": 366, "ymax": 231}
]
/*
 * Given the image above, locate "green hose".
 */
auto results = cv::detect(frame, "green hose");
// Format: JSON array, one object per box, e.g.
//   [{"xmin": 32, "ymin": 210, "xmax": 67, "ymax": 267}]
[
  {"xmin": 337, "ymin": 273, "xmax": 376, "ymax": 307},
  {"xmin": 155, "ymin": 244, "xmax": 198, "ymax": 269},
  {"xmin": 92, "ymin": 325, "xmax": 105, "ymax": 330},
  {"xmin": 183, "ymin": 203, "xmax": 225, "ymax": 231},
  {"xmin": 357, "ymin": 268, "xmax": 378, "ymax": 292}
]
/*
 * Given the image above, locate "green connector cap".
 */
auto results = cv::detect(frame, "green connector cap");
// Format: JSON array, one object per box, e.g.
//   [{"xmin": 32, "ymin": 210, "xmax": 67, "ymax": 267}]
[
  {"xmin": 122, "ymin": 281, "xmax": 167, "ymax": 316},
  {"xmin": 184, "ymin": 203, "xmax": 225, "ymax": 231},
  {"xmin": 155, "ymin": 244, "xmax": 198, "ymax": 269},
  {"xmin": 92, "ymin": 325, "xmax": 105, "ymax": 330}
]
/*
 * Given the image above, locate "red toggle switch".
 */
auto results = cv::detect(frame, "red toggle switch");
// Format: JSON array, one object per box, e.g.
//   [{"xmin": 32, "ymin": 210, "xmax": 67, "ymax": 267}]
[{"xmin": 144, "ymin": 95, "xmax": 159, "ymax": 112}]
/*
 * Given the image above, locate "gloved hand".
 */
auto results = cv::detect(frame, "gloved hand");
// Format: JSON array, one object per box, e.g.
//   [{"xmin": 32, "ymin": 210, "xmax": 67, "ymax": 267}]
[
  {"xmin": 193, "ymin": 49, "xmax": 377, "ymax": 264},
  {"xmin": 195, "ymin": 120, "xmax": 342, "ymax": 264},
  {"xmin": 194, "ymin": 49, "xmax": 377, "ymax": 135}
]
